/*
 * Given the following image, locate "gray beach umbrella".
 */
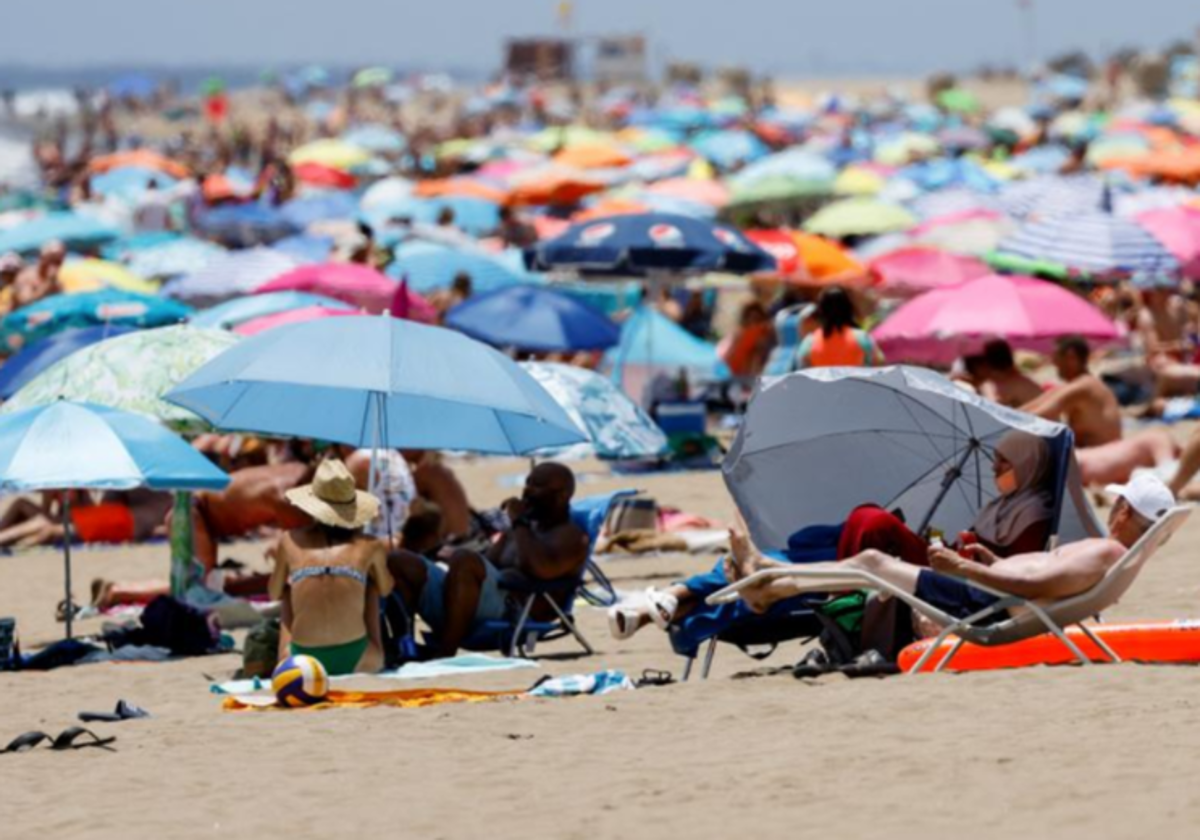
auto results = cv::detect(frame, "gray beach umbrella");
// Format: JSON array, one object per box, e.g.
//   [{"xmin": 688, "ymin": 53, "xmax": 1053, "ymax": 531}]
[{"xmin": 724, "ymin": 366, "xmax": 1103, "ymax": 552}]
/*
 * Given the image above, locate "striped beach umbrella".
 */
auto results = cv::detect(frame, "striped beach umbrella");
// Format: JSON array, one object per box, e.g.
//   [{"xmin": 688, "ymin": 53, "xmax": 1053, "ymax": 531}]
[{"xmin": 996, "ymin": 209, "xmax": 1180, "ymax": 277}]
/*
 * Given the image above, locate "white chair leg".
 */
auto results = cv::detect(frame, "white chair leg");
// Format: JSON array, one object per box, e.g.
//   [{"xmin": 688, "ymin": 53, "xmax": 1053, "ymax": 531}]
[
  {"xmin": 700, "ymin": 638, "xmax": 718, "ymax": 679},
  {"xmin": 932, "ymin": 637, "xmax": 967, "ymax": 673},
  {"xmin": 908, "ymin": 622, "xmax": 964, "ymax": 674},
  {"xmin": 1076, "ymin": 623, "xmax": 1122, "ymax": 663},
  {"xmin": 1023, "ymin": 602, "xmax": 1091, "ymax": 665}
]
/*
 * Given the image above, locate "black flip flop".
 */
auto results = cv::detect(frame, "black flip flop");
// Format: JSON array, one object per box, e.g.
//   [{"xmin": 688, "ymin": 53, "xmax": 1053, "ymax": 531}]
[
  {"xmin": 838, "ymin": 650, "xmax": 901, "ymax": 679},
  {"xmin": 635, "ymin": 669, "xmax": 675, "ymax": 688},
  {"xmin": 50, "ymin": 727, "xmax": 116, "ymax": 751},
  {"xmin": 78, "ymin": 700, "xmax": 150, "ymax": 723},
  {"xmin": 792, "ymin": 649, "xmax": 834, "ymax": 679},
  {"xmin": 2, "ymin": 727, "xmax": 116, "ymax": 753}
]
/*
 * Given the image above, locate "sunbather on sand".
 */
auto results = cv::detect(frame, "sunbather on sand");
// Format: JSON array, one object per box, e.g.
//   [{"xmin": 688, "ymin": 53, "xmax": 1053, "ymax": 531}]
[
  {"xmin": 270, "ymin": 459, "xmax": 392, "ymax": 676},
  {"xmin": 609, "ymin": 430, "xmax": 1057, "ymax": 639},
  {"xmin": 387, "ymin": 463, "xmax": 588, "ymax": 658},
  {"xmin": 725, "ymin": 474, "xmax": 1173, "ymax": 622},
  {"xmin": 0, "ymin": 490, "xmax": 160, "ymax": 549}
]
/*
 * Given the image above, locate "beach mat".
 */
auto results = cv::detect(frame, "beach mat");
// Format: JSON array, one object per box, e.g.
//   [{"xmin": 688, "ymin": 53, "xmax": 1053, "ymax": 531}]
[{"xmin": 223, "ymin": 687, "xmax": 522, "ymax": 712}]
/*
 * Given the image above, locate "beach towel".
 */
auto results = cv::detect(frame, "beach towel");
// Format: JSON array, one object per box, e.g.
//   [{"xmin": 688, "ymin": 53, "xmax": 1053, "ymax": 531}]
[
  {"xmin": 528, "ymin": 670, "xmax": 635, "ymax": 697},
  {"xmin": 223, "ymin": 687, "xmax": 521, "ymax": 712}
]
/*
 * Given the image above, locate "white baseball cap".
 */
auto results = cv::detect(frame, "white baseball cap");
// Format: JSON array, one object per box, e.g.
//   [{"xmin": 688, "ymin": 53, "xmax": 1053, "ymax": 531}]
[{"xmin": 1105, "ymin": 473, "xmax": 1175, "ymax": 523}]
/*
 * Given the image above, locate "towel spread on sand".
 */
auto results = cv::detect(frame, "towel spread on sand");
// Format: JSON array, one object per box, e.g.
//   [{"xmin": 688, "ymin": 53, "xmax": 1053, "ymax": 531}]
[
  {"xmin": 210, "ymin": 654, "xmax": 537, "ymax": 695},
  {"xmin": 223, "ymin": 688, "xmax": 522, "ymax": 711},
  {"xmin": 529, "ymin": 670, "xmax": 634, "ymax": 697}
]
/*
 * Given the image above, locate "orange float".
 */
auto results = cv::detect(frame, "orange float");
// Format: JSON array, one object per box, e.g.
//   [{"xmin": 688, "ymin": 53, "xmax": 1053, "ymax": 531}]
[{"xmin": 898, "ymin": 620, "xmax": 1200, "ymax": 673}]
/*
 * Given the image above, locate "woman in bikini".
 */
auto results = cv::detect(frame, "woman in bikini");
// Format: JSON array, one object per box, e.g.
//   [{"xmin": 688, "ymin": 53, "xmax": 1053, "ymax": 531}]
[{"xmin": 270, "ymin": 459, "xmax": 393, "ymax": 675}]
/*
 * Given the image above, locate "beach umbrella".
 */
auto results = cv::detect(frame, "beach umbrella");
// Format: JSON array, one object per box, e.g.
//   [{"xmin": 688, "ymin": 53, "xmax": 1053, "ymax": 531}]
[
  {"xmin": 414, "ymin": 177, "xmax": 508, "ymax": 204},
  {"xmin": 642, "ymin": 178, "xmax": 730, "ymax": 209},
  {"xmin": 0, "ymin": 291, "xmax": 191, "ymax": 350},
  {"xmin": 724, "ymin": 366, "xmax": 1101, "ymax": 554},
  {"xmin": 364, "ymin": 196, "xmax": 501, "ymax": 237},
  {"xmin": 744, "ymin": 229, "xmax": 869, "ymax": 286},
  {"xmin": 342, "ymin": 124, "xmax": 406, "ymax": 154},
  {"xmin": 689, "ymin": 130, "xmax": 768, "ymax": 169},
  {"xmin": 729, "ymin": 174, "xmax": 832, "ymax": 207},
  {"xmin": 935, "ymin": 88, "xmax": 981, "ymax": 114},
  {"xmin": 603, "ymin": 306, "xmax": 730, "ymax": 405},
  {"xmin": 446, "ymin": 285, "xmax": 619, "ymax": 352},
  {"xmin": 255, "ymin": 263, "xmax": 401, "ymax": 313},
  {"xmin": 353, "ymin": 67, "xmax": 394, "ymax": 88},
  {"xmin": 868, "ymin": 247, "xmax": 991, "ymax": 297},
  {"xmin": 936, "ymin": 126, "xmax": 990, "ymax": 151},
  {"xmin": 2, "ymin": 325, "xmax": 240, "ymax": 432},
  {"xmin": 833, "ymin": 166, "xmax": 887, "ymax": 196},
  {"xmin": 121, "ymin": 237, "xmax": 224, "ymax": 279},
  {"xmin": 909, "ymin": 210, "xmax": 1015, "ymax": 256},
  {"xmin": 165, "ymin": 317, "xmax": 586, "ymax": 455},
  {"xmin": 731, "ymin": 149, "xmax": 836, "ymax": 190},
  {"xmin": 189, "ymin": 292, "xmax": 354, "ymax": 330},
  {"xmin": 361, "ymin": 177, "xmax": 416, "ymax": 210},
  {"xmin": 88, "ymin": 150, "xmax": 189, "ymax": 180},
  {"xmin": 0, "ymin": 401, "xmax": 229, "ymax": 637},
  {"xmin": 280, "ymin": 192, "xmax": 359, "ymax": 229},
  {"xmin": 293, "ymin": 162, "xmax": 357, "ymax": 190},
  {"xmin": 803, "ymin": 198, "xmax": 917, "ymax": 238},
  {"xmin": 909, "ymin": 188, "xmax": 1002, "ymax": 220},
  {"xmin": 59, "ymin": 259, "xmax": 159, "ymax": 296},
  {"xmin": 90, "ymin": 166, "xmax": 180, "ymax": 203},
  {"xmin": 270, "ymin": 234, "xmax": 333, "ymax": 264},
  {"xmin": 1135, "ymin": 207, "xmax": 1200, "ymax": 278},
  {"xmin": 165, "ymin": 247, "xmax": 298, "ymax": 307},
  {"xmin": 0, "ymin": 325, "xmax": 134, "ymax": 400},
  {"xmin": 996, "ymin": 207, "xmax": 1180, "ymax": 277},
  {"xmin": 194, "ymin": 203, "xmax": 298, "ymax": 248},
  {"xmin": 871, "ymin": 274, "xmax": 1123, "ymax": 365},
  {"xmin": 235, "ymin": 306, "xmax": 366, "ymax": 336},
  {"xmin": 553, "ymin": 145, "xmax": 633, "ymax": 169},
  {"xmin": 0, "ymin": 212, "xmax": 120, "ymax": 256},
  {"xmin": 997, "ymin": 175, "xmax": 1106, "ymax": 220},
  {"xmin": 289, "ymin": 139, "xmax": 373, "ymax": 171},
  {"xmin": 900, "ymin": 159, "xmax": 1000, "ymax": 193},
  {"xmin": 106, "ymin": 74, "xmax": 157, "ymax": 100},
  {"xmin": 520, "ymin": 362, "xmax": 668, "ymax": 460},
  {"xmin": 526, "ymin": 212, "xmax": 775, "ymax": 276}
]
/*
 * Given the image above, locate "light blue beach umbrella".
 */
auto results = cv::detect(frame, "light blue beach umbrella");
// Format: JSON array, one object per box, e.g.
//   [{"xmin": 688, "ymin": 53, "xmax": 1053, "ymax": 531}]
[
  {"xmin": 90, "ymin": 166, "xmax": 180, "ymax": 202},
  {"xmin": 387, "ymin": 242, "xmax": 533, "ymax": 295},
  {"xmin": 342, "ymin": 124, "xmax": 407, "ymax": 153},
  {"xmin": 0, "ymin": 291, "xmax": 191, "ymax": 350},
  {"xmin": 0, "ymin": 212, "xmax": 121, "ymax": 255},
  {"xmin": 189, "ymin": 292, "xmax": 354, "ymax": 330},
  {"xmin": 520, "ymin": 362, "xmax": 668, "ymax": 460},
  {"xmin": 121, "ymin": 237, "xmax": 225, "ymax": 279},
  {"xmin": 280, "ymin": 192, "xmax": 359, "ymax": 229},
  {"xmin": 164, "ymin": 247, "xmax": 298, "ymax": 306},
  {"xmin": 0, "ymin": 401, "xmax": 229, "ymax": 637},
  {"xmin": 166, "ymin": 317, "xmax": 585, "ymax": 455},
  {"xmin": 270, "ymin": 234, "xmax": 333, "ymax": 265}
]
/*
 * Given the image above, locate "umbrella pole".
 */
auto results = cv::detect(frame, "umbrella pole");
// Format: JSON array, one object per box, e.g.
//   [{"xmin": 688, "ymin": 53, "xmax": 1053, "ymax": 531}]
[
  {"xmin": 61, "ymin": 494, "xmax": 74, "ymax": 640},
  {"xmin": 915, "ymin": 439, "xmax": 981, "ymax": 539}
]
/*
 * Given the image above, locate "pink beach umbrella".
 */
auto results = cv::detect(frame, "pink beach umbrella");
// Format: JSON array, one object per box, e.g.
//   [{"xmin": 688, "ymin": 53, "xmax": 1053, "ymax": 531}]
[
  {"xmin": 255, "ymin": 263, "xmax": 402, "ymax": 313},
  {"xmin": 235, "ymin": 306, "xmax": 365, "ymax": 337},
  {"xmin": 873, "ymin": 273, "xmax": 1124, "ymax": 366},
  {"xmin": 1135, "ymin": 207, "xmax": 1200, "ymax": 280},
  {"xmin": 643, "ymin": 178, "xmax": 731, "ymax": 208},
  {"xmin": 868, "ymin": 246, "xmax": 991, "ymax": 297}
]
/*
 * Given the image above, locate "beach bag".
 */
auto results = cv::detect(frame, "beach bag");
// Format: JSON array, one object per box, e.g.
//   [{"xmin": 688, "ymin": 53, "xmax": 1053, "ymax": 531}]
[
  {"xmin": 814, "ymin": 592, "xmax": 915, "ymax": 665},
  {"xmin": 135, "ymin": 596, "xmax": 219, "ymax": 657},
  {"xmin": 239, "ymin": 619, "xmax": 281, "ymax": 679}
]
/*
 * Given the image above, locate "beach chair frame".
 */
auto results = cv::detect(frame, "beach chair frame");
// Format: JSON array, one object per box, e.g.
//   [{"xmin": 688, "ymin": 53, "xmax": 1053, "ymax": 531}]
[{"xmin": 706, "ymin": 507, "xmax": 1191, "ymax": 674}]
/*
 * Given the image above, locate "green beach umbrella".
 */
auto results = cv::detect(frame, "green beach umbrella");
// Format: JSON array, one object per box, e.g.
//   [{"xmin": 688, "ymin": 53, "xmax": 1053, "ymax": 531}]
[
  {"xmin": 984, "ymin": 251, "xmax": 1073, "ymax": 282},
  {"xmin": 936, "ymin": 88, "xmax": 981, "ymax": 114},
  {"xmin": 2, "ymin": 325, "xmax": 239, "ymax": 433},
  {"xmin": 729, "ymin": 174, "xmax": 833, "ymax": 207},
  {"xmin": 803, "ymin": 198, "xmax": 918, "ymax": 238},
  {"xmin": 353, "ymin": 67, "xmax": 394, "ymax": 88}
]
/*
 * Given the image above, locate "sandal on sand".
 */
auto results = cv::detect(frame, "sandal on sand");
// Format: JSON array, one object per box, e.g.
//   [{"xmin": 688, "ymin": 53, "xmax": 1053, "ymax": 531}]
[
  {"xmin": 2, "ymin": 727, "xmax": 116, "ymax": 754},
  {"xmin": 644, "ymin": 589, "xmax": 678, "ymax": 631},
  {"xmin": 839, "ymin": 650, "xmax": 900, "ymax": 679},
  {"xmin": 78, "ymin": 700, "xmax": 150, "ymax": 724},
  {"xmin": 607, "ymin": 605, "xmax": 643, "ymax": 640},
  {"xmin": 792, "ymin": 649, "xmax": 834, "ymax": 679}
]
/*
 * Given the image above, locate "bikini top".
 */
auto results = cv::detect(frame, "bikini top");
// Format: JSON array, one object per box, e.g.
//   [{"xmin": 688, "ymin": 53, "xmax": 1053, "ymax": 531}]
[{"xmin": 287, "ymin": 565, "xmax": 369, "ymax": 587}]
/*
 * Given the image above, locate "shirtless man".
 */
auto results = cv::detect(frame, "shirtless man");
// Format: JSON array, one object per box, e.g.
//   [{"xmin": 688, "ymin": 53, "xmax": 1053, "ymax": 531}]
[
  {"xmin": 724, "ymin": 474, "xmax": 1174, "ymax": 620},
  {"xmin": 1022, "ymin": 336, "xmax": 1122, "ymax": 448},
  {"xmin": 405, "ymin": 450, "xmax": 472, "ymax": 541},
  {"xmin": 270, "ymin": 459, "xmax": 392, "ymax": 675},
  {"xmin": 191, "ymin": 460, "xmax": 316, "ymax": 572},
  {"xmin": 1136, "ymin": 281, "xmax": 1191, "ymax": 361},
  {"xmin": 976, "ymin": 340, "xmax": 1043, "ymax": 409},
  {"xmin": 387, "ymin": 463, "xmax": 588, "ymax": 658}
]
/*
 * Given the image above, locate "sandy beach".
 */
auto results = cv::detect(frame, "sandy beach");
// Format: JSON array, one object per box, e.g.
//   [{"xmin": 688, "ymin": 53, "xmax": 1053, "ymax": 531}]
[{"xmin": 4, "ymin": 457, "xmax": 1200, "ymax": 840}]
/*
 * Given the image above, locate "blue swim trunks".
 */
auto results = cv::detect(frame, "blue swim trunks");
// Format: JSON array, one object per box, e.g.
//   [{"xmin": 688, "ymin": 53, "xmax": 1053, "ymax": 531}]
[
  {"xmin": 915, "ymin": 569, "xmax": 1003, "ymax": 622},
  {"xmin": 418, "ymin": 557, "xmax": 511, "ymax": 633}
]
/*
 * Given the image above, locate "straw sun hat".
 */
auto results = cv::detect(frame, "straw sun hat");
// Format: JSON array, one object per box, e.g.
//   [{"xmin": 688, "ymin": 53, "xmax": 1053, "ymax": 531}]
[{"xmin": 285, "ymin": 459, "xmax": 379, "ymax": 530}]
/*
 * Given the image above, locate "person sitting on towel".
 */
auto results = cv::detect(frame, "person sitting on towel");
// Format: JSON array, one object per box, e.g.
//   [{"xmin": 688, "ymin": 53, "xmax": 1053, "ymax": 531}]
[
  {"xmin": 725, "ymin": 474, "xmax": 1174, "ymax": 622},
  {"xmin": 607, "ymin": 430, "xmax": 1056, "ymax": 640},
  {"xmin": 269, "ymin": 459, "xmax": 393, "ymax": 676},
  {"xmin": 387, "ymin": 462, "xmax": 588, "ymax": 659}
]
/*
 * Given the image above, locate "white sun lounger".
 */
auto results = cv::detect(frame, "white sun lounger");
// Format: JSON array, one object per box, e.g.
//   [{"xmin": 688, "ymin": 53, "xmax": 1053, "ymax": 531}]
[{"xmin": 707, "ymin": 507, "xmax": 1192, "ymax": 674}]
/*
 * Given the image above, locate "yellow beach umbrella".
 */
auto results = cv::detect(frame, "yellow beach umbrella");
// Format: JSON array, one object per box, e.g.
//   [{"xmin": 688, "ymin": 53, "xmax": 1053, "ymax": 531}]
[
  {"xmin": 833, "ymin": 166, "xmax": 885, "ymax": 196},
  {"xmin": 288, "ymin": 139, "xmax": 372, "ymax": 171},
  {"xmin": 60, "ymin": 259, "xmax": 160, "ymax": 295}
]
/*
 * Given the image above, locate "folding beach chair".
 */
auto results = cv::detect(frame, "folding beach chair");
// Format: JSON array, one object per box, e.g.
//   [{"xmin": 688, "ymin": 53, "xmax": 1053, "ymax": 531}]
[
  {"xmin": 412, "ymin": 490, "xmax": 636, "ymax": 659},
  {"xmin": 707, "ymin": 507, "xmax": 1192, "ymax": 674}
]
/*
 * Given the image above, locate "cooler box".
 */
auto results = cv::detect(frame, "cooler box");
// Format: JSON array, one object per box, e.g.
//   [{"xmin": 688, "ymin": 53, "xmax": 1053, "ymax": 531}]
[{"xmin": 654, "ymin": 401, "xmax": 707, "ymax": 436}]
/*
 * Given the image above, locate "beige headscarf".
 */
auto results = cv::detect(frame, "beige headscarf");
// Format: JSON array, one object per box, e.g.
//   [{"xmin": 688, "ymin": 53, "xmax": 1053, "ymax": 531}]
[{"xmin": 972, "ymin": 431, "xmax": 1054, "ymax": 549}]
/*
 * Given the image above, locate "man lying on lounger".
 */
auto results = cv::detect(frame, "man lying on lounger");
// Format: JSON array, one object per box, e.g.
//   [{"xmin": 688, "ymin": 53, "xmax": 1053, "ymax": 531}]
[
  {"xmin": 387, "ymin": 463, "xmax": 589, "ymax": 658},
  {"xmin": 725, "ymin": 474, "xmax": 1175, "ymax": 622}
]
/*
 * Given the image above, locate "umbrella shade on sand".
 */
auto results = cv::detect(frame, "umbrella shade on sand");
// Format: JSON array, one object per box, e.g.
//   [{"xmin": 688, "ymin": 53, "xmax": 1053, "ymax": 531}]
[{"xmin": 0, "ymin": 401, "xmax": 228, "ymax": 637}]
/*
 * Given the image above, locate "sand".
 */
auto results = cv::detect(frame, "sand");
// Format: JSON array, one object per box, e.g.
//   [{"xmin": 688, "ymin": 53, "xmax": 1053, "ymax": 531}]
[{"xmin": 3, "ymin": 457, "xmax": 1200, "ymax": 839}]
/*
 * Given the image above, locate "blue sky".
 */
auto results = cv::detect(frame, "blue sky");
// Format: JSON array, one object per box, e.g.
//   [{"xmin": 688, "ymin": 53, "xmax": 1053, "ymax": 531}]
[{"xmin": 6, "ymin": 0, "xmax": 1197, "ymax": 75}]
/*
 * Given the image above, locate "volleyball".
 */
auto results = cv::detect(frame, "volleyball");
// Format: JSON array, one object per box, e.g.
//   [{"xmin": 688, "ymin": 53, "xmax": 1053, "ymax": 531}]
[{"xmin": 272, "ymin": 655, "xmax": 329, "ymax": 707}]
